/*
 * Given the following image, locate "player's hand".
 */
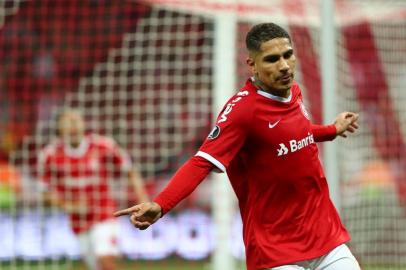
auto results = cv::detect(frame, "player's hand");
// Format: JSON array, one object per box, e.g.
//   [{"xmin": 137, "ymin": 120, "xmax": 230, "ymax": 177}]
[
  {"xmin": 334, "ymin": 112, "xmax": 359, "ymax": 138},
  {"xmin": 114, "ymin": 202, "xmax": 162, "ymax": 230}
]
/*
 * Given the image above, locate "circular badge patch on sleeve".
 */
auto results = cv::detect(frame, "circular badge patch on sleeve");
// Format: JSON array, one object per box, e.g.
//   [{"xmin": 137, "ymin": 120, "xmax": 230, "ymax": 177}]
[{"xmin": 208, "ymin": 125, "xmax": 221, "ymax": 140}]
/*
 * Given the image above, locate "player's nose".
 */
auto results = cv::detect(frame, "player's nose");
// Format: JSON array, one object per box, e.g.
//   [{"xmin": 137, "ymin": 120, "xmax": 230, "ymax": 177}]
[{"xmin": 278, "ymin": 58, "xmax": 289, "ymax": 72}]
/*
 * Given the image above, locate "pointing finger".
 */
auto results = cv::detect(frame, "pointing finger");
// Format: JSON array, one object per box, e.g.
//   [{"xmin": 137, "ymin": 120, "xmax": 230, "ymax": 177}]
[{"xmin": 114, "ymin": 205, "xmax": 141, "ymax": 217}]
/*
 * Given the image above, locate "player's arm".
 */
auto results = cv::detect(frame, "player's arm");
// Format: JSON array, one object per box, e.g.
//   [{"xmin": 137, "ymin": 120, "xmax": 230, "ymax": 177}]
[
  {"xmin": 38, "ymin": 173, "xmax": 89, "ymax": 214},
  {"xmin": 128, "ymin": 168, "xmax": 149, "ymax": 203},
  {"xmin": 311, "ymin": 124, "xmax": 337, "ymax": 142},
  {"xmin": 37, "ymin": 150, "xmax": 67, "ymax": 212},
  {"xmin": 115, "ymin": 91, "xmax": 252, "ymax": 230},
  {"xmin": 114, "ymin": 156, "xmax": 213, "ymax": 230},
  {"xmin": 311, "ymin": 112, "xmax": 359, "ymax": 142},
  {"xmin": 108, "ymin": 139, "xmax": 150, "ymax": 203}
]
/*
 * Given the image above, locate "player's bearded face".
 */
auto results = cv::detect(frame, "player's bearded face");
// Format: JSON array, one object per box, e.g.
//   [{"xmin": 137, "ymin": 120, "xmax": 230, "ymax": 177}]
[
  {"xmin": 248, "ymin": 38, "xmax": 296, "ymax": 96},
  {"xmin": 58, "ymin": 113, "xmax": 85, "ymax": 147}
]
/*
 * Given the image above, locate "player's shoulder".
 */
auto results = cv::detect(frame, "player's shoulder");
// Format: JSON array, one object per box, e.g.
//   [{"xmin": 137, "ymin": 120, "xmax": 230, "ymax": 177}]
[
  {"xmin": 227, "ymin": 87, "xmax": 255, "ymax": 109},
  {"xmin": 222, "ymin": 78, "xmax": 257, "ymax": 110},
  {"xmin": 217, "ymin": 87, "xmax": 255, "ymax": 126},
  {"xmin": 291, "ymin": 81, "xmax": 303, "ymax": 100},
  {"xmin": 88, "ymin": 133, "xmax": 118, "ymax": 149},
  {"xmin": 235, "ymin": 79, "xmax": 257, "ymax": 102}
]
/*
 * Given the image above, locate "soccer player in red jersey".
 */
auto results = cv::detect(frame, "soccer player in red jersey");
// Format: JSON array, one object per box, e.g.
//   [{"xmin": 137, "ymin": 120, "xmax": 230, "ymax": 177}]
[
  {"xmin": 38, "ymin": 109, "xmax": 148, "ymax": 270},
  {"xmin": 115, "ymin": 23, "xmax": 361, "ymax": 270}
]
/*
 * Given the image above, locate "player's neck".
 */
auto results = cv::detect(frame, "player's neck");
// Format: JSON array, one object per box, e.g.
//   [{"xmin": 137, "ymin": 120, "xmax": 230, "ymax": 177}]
[
  {"xmin": 63, "ymin": 137, "xmax": 89, "ymax": 157},
  {"xmin": 63, "ymin": 137, "xmax": 84, "ymax": 149},
  {"xmin": 69, "ymin": 141, "xmax": 81, "ymax": 148},
  {"xmin": 253, "ymin": 77, "xmax": 291, "ymax": 98}
]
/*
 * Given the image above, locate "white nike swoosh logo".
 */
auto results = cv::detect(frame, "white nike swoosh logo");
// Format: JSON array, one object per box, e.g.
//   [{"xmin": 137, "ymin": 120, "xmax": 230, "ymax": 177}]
[{"xmin": 268, "ymin": 120, "xmax": 281, "ymax": 128}]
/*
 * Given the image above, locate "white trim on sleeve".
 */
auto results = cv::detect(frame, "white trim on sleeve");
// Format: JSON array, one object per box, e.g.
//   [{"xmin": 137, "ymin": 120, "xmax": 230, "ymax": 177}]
[{"xmin": 195, "ymin": 151, "xmax": 226, "ymax": 172}]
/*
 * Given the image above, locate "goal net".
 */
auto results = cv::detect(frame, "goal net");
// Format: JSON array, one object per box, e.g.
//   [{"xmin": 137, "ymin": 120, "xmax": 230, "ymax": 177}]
[{"xmin": 0, "ymin": 0, "xmax": 405, "ymax": 269}]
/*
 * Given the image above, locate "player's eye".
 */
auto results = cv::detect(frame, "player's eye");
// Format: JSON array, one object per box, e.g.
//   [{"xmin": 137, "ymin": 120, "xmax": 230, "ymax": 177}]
[
  {"xmin": 283, "ymin": 50, "xmax": 293, "ymax": 59},
  {"xmin": 264, "ymin": 55, "xmax": 280, "ymax": 63}
]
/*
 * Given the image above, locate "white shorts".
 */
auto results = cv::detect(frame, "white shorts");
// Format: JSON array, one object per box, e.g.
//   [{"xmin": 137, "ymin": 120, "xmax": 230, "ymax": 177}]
[
  {"xmin": 77, "ymin": 219, "xmax": 119, "ymax": 258},
  {"xmin": 270, "ymin": 244, "xmax": 361, "ymax": 270}
]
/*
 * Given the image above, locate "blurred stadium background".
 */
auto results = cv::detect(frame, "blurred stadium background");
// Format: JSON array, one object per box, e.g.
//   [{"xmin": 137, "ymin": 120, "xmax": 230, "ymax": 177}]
[{"xmin": 0, "ymin": 0, "xmax": 406, "ymax": 269}]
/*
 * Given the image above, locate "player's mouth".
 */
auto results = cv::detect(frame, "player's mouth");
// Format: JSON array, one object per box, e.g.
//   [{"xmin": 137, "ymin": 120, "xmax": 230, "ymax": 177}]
[{"xmin": 278, "ymin": 74, "xmax": 292, "ymax": 84}]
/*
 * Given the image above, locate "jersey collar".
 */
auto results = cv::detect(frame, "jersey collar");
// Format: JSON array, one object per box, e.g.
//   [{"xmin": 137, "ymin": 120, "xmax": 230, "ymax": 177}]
[
  {"xmin": 257, "ymin": 90, "xmax": 292, "ymax": 103},
  {"xmin": 63, "ymin": 137, "xmax": 89, "ymax": 157},
  {"xmin": 251, "ymin": 77, "xmax": 292, "ymax": 103}
]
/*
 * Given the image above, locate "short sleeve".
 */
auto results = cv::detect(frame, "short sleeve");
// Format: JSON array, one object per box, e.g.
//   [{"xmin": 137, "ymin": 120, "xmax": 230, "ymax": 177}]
[
  {"xmin": 93, "ymin": 135, "xmax": 132, "ymax": 172},
  {"xmin": 101, "ymin": 137, "xmax": 132, "ymax": 172},
  {"xmin": 197, "ymin": 91, "xmax": 253, "ymax": 172}
]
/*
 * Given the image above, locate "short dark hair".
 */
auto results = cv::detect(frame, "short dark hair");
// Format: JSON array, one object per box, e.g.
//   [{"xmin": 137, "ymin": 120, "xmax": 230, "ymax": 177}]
[{"xmin": 245, "ymin": 23, "xmax": 291, "ymax": 52}]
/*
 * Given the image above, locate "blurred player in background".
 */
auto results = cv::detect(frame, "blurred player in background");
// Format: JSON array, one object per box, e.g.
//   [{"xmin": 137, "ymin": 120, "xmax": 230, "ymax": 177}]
[
  {"xmin": 115, "ymin": 23, "xmax": 361, "ymax": 270},
  {"xmin": 38, "ymin": 109, "xmax": 148, "ymax": 270}
]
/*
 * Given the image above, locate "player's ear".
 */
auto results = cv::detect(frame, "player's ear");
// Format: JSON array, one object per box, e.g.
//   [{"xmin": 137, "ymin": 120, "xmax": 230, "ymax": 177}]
[{"xmin": 246, "ymin": 57, "xmax": 256, "ymax": 74}]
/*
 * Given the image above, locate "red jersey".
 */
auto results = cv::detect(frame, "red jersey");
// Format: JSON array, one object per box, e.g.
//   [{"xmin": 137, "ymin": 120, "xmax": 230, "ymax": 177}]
[
  {"xmin": 38, "ymin": 134, "xmax": 131, "ymax": 234},
  {"xmin": 197, "ymin": 78, "xmax": 350, "ymax": 269}
]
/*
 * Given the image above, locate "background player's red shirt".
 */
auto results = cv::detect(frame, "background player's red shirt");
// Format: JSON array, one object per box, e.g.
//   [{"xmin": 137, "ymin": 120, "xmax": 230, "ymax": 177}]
[
  {"xmin": 39, "ymin": 134, "xmax": 131, "ymax": 234},
  {"xmin": 197, "ymin": 78, "xmax": 350, "ymax": 269}
]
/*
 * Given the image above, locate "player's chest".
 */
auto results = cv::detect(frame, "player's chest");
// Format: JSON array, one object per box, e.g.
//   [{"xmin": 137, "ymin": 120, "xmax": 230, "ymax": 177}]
[
  {"xmin": 50, "ymin": 149, "xmax": 104, "ymax": 176},
  {"xmin": 249, "ymin": 100, "xmax": 312, "ymax": 146}
]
